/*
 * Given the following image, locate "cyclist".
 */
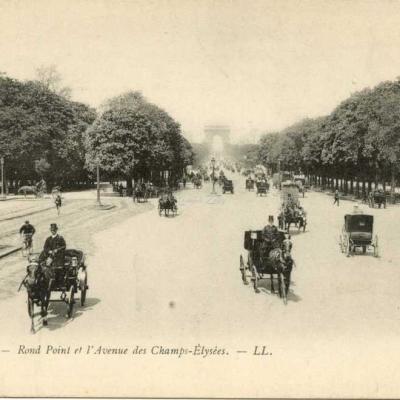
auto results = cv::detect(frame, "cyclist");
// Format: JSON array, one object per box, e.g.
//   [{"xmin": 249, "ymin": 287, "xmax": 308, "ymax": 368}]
[{"xmin": 19, "ymin": 220, "xmax": 36, "ymax": 254}]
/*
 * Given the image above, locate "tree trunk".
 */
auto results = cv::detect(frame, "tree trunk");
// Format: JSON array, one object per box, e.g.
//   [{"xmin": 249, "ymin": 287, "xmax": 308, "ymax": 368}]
[
  {"xmin": 126, "ymin": 174, "xmax": 133, "ymax": 196},
  {"xmin": 391, "ymin": 165, "xmax": 396, "ymax": 204}
]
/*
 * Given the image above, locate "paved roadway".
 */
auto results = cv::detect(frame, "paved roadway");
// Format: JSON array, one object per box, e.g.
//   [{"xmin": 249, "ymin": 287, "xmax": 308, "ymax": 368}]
[{"xmin": 1, "ymin": 175, "xmax": 400, "ymax": 397}]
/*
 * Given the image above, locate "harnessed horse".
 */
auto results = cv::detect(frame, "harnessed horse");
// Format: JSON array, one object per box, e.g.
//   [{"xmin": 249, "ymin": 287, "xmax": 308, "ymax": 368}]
[
  {"xmin": 246, "ymin": 237, "xmax": 293, "ymax": 303},
  {"xmin": 20, "ymin": 257, "xmax": 52, "ymax": 333}
]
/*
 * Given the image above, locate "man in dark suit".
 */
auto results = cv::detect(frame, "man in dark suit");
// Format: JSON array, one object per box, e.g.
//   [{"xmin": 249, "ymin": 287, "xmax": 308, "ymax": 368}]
[{"xmin": 42, "ymin": 223, "xmax": 66, "ymax": 268}]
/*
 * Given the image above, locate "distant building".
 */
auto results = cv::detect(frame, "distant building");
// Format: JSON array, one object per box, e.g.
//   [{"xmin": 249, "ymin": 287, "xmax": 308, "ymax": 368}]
[{"xmin": 204, "ymin": 125, "xmax": 230, "ymax": 145}]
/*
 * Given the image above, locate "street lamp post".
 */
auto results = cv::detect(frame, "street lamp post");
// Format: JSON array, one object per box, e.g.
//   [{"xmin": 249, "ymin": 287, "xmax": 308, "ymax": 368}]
[
  {"xmin": 1, "ymin": 157, "xmax": 5, "ymax": 199},
  {"xmin": 211, "ymin": 157, "xmax": 216, "ymax": 194}
]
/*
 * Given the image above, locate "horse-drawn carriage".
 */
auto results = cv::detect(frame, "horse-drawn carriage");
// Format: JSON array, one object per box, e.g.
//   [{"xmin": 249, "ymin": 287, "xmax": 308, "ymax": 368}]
[
  {"xmin": 193, "ymin": 176, "xmax": 202, "ymax": 189},
  {"xmin": 256, "ymin": 181, "xmax": 269, "ymax": 196},
  {"xmin": 158, "ymin": 193, "xmax": 178, "ymax": 217},
  {"xmin": 18, "ymin": 185, "xmax": 45, "ymax": 198},
  {"xmin": 239, "ymin": 229, "xmax": 294, "ymax": 304},
  {"xmin": 278, "ymin": 182, "xmax": 307, "ymax": 232},
  {"xmin": 20, "ymin": 249, "xmax": 88, "ymax": 333},
  {"xmin": 368, "ymin": 190, "xmax": 387, "ymax": 209},
  {"xmin": 340, "ymin": 212, "xmax": 378, "ymax": 257},
  {"xmin": 132, "ymin": 184, "xmax": 148, "ymax": 203},
  {"xmin": 245, "ymin": 178, "xmax": 255, "ymax": 191},
  {"xmin": 222, "ymin": 179, "xmax": 234, "ymax": 194}
]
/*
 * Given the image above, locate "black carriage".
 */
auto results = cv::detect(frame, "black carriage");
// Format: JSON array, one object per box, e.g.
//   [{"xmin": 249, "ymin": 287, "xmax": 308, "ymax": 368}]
[
  {"xmin": 20, "ymin": 249, "xmax": 88, "ymax": 333},
  {"xmin": 245, "ymin": 178, "xmax": 255, "ymax": 191},
  {"xmin": 368, "ymin": 190, "xmax": 387, "ymax": 209},
  {"xmin": 222, "ymin": 179, "xmax": 234, "ymax": 194},
  {"xmin": 256, "ymin": 181, "xmax": 269, "ymax": 196},
  {"xmin": 239, "ymin": 230, "xmax": 293, "ymax": 304},
  {"xmin": 340, "ymin": 213, "xmax": 378, "ymax": 257},
  {"xmin": 158, "ymin": 195, "xmax": 178, "ymax": 217}
]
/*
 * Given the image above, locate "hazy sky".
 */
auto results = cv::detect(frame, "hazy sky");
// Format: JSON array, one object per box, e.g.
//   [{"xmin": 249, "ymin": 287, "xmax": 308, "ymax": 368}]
[{"xmin": 1, "ymin": 0, "xmax": 400, "ymax": 143}]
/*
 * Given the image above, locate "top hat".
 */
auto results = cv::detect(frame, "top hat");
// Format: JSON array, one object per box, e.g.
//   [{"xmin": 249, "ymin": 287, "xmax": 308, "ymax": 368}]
[{"xmin": 50, "ymin": 223, "xmax": 58, "ymax": 230}]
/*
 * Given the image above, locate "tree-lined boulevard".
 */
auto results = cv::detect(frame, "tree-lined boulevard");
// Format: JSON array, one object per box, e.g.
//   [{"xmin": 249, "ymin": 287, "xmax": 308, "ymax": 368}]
[{"xmin": 1, "ymin": 174, "xmax": 400, "ymax": 395}]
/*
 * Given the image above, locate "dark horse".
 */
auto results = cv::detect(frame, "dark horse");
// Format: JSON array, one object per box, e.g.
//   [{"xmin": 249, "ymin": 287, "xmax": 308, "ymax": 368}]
[
  {"xmin": 278, "ymin": 208, "xmax": 306, "ymax": 232},
  {"xmin": 20, "ymin": 256, "xmax": 52, "ymax": 333},
  {"xmin": 158, "ymin": 195, "xmax": 178, "ymax": 217},
  {"xmin": 242, "ymin": 240, "xmax": 293, "ymax": 304}
]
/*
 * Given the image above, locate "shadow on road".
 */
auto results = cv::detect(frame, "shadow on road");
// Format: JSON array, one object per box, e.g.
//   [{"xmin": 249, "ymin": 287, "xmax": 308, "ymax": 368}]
[
  {"xmin": 34, "ymin": 297, "xmax": 101, "ymax": 332},
  {"xmin": 250, "ymin": 278, "xmax": 302, "ymax": 303}
]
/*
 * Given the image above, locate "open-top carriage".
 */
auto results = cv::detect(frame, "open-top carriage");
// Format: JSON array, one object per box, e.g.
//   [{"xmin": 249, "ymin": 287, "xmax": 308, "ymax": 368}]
[
  {"xmin": 222, "ymin": 179, "xmax": 234, "ymax": 194},
  {"xmin": 158, "ymin": 194, "xmax": 178, "ymax": 216},
  {"xmin": 239, "ymin": 230, "xmax": 294, "ymax": 304},
  {"xmin": 368, "ymin": 190, "xmax": 387, "ymax": 209},
  {"xmin": 340, "ymin": 213, "xmax": 378, "ymax": 257},
  {"xmin": 20, "ymin": 249, "xmax": 88, "ymax": 333},
  {"xmin": 256, "ymin": 181, "xmax": 269, "ymax": 196},
  {"xmin": 278, "ymin": 182, "xmax": 307, "ymax": 232},
  {"xmin": 245, "ymin": 178, "xmax": 255, "ymax": 191}
]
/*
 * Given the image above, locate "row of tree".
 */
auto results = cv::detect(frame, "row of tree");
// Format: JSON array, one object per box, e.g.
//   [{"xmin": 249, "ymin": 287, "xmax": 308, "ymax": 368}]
[
  {"xmin": 85, "ymin": 91, "xmax": 193, "ymax": 193},
  {"xmin": 255, "ymin": 79, "xmax": 400, "ymax": 199},
  {"xmin": 0, "ymin": 73, "xmax": 193, "ymax": 193}
]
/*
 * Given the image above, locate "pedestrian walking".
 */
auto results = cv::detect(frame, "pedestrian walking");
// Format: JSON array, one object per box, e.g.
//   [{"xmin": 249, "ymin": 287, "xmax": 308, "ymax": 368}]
[
  {"xmin": 55, "ymin": 194, "xmax": 62, "ymax": 215},
  {"xmin": 333, "ymin": 189, "xmax": 340, "ymax": 206}
]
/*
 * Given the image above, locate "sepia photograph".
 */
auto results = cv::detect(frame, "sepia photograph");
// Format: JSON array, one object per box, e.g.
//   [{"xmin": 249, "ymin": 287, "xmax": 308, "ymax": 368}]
[{"xmin": 1, "ymin": 0, "xmax": 400, "ymax": 397}]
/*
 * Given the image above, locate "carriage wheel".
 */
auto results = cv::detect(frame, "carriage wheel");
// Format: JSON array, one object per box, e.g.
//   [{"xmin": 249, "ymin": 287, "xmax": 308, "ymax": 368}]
[
  {"xmin": 27, "ymin": 294, "xmax": 34, "ymax": 317},
  {"xmin": 373, "ymin": 235, "xmax": 379, "ymax": 257},
  {"xmin": 67, "ymin": 286, "xmax": 75, "ymax": 318}
]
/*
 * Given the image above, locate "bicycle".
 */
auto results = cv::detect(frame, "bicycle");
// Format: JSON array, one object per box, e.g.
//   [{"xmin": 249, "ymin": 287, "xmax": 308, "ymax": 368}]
[{"xmin": 21, "ymin": 233, "xmax": 33, "ymax": 257}]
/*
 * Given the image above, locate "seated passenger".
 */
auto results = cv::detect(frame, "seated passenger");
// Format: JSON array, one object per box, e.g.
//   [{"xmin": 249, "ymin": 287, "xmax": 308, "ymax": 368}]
[{"xmin": 262, "ymin": 215, "xmax": 279, "ymax": 248}]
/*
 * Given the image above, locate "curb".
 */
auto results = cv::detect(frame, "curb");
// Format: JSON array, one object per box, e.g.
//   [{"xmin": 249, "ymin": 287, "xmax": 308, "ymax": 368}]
[
  {"xmin": 0, "ymin": 206, "xmax": 55, "ymax": 223},
  {"xmin": 93, "ymin": 204, "xmax": 116, "ymax": 210},
  {"xmin": 0, "ymin": 246, "xmax": 22, "ymax": 259}
]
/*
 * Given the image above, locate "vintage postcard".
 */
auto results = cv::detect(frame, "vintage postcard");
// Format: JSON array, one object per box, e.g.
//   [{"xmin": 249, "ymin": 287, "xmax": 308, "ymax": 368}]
[{"xmin": 1, "ymin": 0, "xmax": 400, "ymax": 398}]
